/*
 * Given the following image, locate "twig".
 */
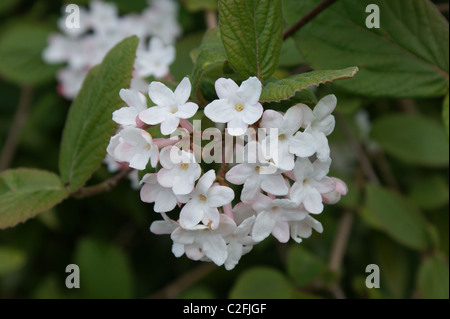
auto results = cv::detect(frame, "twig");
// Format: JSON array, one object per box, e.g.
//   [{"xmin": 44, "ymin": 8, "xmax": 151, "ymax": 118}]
[
  {"xmin": 283, "ymin": 0, "xmax": 339, "ymax": 40},
  {"xmin": 71, "ymin": 168, "xmax": 132, "ymax": 199},
  {"xmin": 335, "ymin": 113, "xmax": 380, "ymax": 185},
  {"xmin": 205, "ymin": 10, "xmax": 218, "ymax": 29},
  {"xmin": 0, "ymin": 85, "xmax": 34, "ymax": 171},
  {"xmin": 372, "ymin": 151, "xmax": 400, "ymax": 191},
  {"xmin": 149, "ymin": 263, "xmax": 217, "ymax": 299}
]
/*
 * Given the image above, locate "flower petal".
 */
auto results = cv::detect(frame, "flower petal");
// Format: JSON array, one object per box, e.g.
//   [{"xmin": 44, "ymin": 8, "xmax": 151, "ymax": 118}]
[
  {"xmin": 148, "ymin": 81, "xmax": 175, "ymax": 106},
  {"xmin": 260, "ymin": 109, "xmax": 284, "ymax": 130},
  {"xmin": 202, "ymin": 234, "xmax": 227, "ymax": 266},
  {"xmin": 215, "ymin": 77, "xmax": 239, "ymax": 100},
  {"xmin": 271, "ymin": 221, "xmax": 290, "ymax": 243},
  {"xmin": 179, "ymin": 199, "xmax": 204, "ymax": 229},
  {"xmin": 174, "ymin": 77, "xmax": 191, "ymax": 105},
  {"xmin": 313, "ymin": 94, "xmax": 337, "ymax": 120},
  {"xmin": 242, "ymin": 102, "xmax": 263, "ymax": 125},
  {"xmin": 197, "ymin": 170, "xmax": 216, "ymax": 195},
  {"xmin": 204, "ymin": 99, "xmax": 234, "ymax": 123},
  {"xmin": 226, "ymin": 164, "xmax": 255, "ymax": 185},
  {"xmin": 283, "ymin": 104, "xmax": 303, "ymax": 135},
  {"xmin": 237, "ymin": 76, "xmax": 262, "ymax": 106},
  {"xmin": 289, "ymin": 132, "xmax": 316, "ymax": 158},
  {"xmin": 175, "ymin": 102, "xmax": 198, "ymax": 119},
  {"xmin": 119, "ymin": 88, "xmax": 147, "ymax": 111},
  {"xmin": 252, "ymin": 210, "xmax": 276, "ymax": 242},
  {"xmin": 207, "ymin": 185, "xmax": 234, "ymax": 207},
  {"xmin": 112, "ymin": 106, "xmax": 138, "ymax": 126},
  {"xmin": 160, "ymin": 114, "xmax": 180, "ymax": 135},
  {"xmin": 260, "ymin": 174, "xmax": 289, "ymax": 196},
  {"xmin": 139, "ymin": 106, "xmax": 168, "ymax": 125}
]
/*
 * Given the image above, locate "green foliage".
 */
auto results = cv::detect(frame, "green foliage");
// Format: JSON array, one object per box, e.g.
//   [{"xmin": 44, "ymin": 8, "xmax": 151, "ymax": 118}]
[
  {"xmin": 0, "ymin": 169, "xmax": 69, "ymax": 229},
  {"xmin": 229, "ymin": 267, "xmax": 292, "ymax": 298},
  {"xmin": 75, "ymin": 238, "xmax": 134, "ymax": 298},
  {"xmin": 408, "ymin": 175, "xmax": 449, "ymax": 211},
  {"xmin": 59, "ymin": 36, "xmax": 139, "ymax": 192},
  {"xmin": 0, "ymin": 246, "xmax": 26, "ymax": 276},
  {"xmin": 363, "ymin": 184, "xmax": 430, "ymax": 251},
  {"xmin": 286, "ymin": 245, "xmax": 327, "ymax": 287},
  {"xmin": 417, "ymin": 254, "xmax": 449, "ymax": 299},
  {"xmin": 0, "ymin": 23, "xmax": 59, "ymax": 85},
  {"xmin": 260, "ymin": 67, "xmax": 358, "ymax": 102},
  {"xmin": 284, "ymin": 0, "xmax": 449, "ymax": 98},
  {"xmin": 219, "ymin": 0, "xmax": 283, "ymax": 80},
  {"xmin": 371, "ymin": 114, "xmax": 449, "ymax": 167},
  {"xmin": 191, "ymin": 28, "xmax": 228, "ymax": 99},
  {"xmin": 185, "ymin": 0, "xmax": 218, "ymax": 12},
  {"xmin": 443, "ymin": 93, "xmax": 449, "ymax": 136}
]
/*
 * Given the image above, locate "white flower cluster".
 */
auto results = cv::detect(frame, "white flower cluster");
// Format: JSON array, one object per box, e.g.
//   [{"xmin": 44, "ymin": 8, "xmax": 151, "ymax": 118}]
[
  {"xmin": 43, "ymin": 0, "xmax": 180, "ymax": 99},
  {"xmin": 107, "ymin": 76, "xmax": 347, "ymax": 270}
]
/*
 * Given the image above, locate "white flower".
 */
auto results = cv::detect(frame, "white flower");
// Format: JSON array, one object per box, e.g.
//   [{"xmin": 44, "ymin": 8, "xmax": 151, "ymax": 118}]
[
  {"xmin": 157, "ymin": 146, "xmax": 201, "ymax": 195},
  {"xmin": 290, "ymin": 158, "xmax": 335, "ymax": 214},
  {"xmin": 88, "ymin": 0, "xmax": 119, "ymax": 36},
  {"xmin": 56, "ymin": 67, "xmax": 86, "ymax": 99},
  {"xmin": 140, "ymin": 173, "xmax": 183, "ymax": 213},
  {"xmin": 204, "ymin": 77, "xmax": 263, "ymax": 136},
  {"xmin": 179, "ymin": 170, "xmax": 234, "ymax": 230},
  {"xmin": 289, "ymin": 215, "xmax": 323, "ymax": 243},
  {"xmin": 112, "ymin": 89, "xmax": 148, "ymax": 127},
  {"xmin": 223, "ymin": 215, "xmax": 256, "ymax": 270},
  {"xmin": 322, "ymin": 177, "xmax": 348, "ymax": 205},
  {"xmin": 260, "ymin": 105, "xmax": 316, "ymax": 171},
  {"xmin": 134, "ymin": 37, "xmax": 175, "ymax": 79},
  {"xmin": 301, "ymin": 94, "xmax": 337, "ymax": 161},
  {"xmin": 106, "ymin": 127, "xmax": 158, "ymax": 170},
  {"xmin": 139, "ymin": 78, "xmax": 198, "ymax": 135},
  {"xmin": 142, "ymin": 0, "xmax": 182, "ymax": 44},
  {"xmin": 251, "ymin": 195, "xmax": 307, "ymax": 243},
  {"xmin": 226, "ymin": 142, "xmax": 288, "ymax": 203},
  {"xmin": 171, "ymin": 215, "xmax": 236, "ymax": 266}
]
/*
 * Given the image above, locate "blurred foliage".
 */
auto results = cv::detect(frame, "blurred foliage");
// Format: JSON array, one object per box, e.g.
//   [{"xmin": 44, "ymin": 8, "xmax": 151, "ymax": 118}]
[{"xmin": 0, "ymin": 0, "xmax": 449, "ymax": 300}]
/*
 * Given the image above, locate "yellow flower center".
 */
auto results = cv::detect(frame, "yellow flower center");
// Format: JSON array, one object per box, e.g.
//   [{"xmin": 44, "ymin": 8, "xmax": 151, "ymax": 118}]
[
  {"xmin": 278, "ymin": 134, "xmax": 286, "ymax": 141},
  {"xmin": 180, "ymin": 163, "xmax": 189, "ymax": 170},
  {"xmin": 235, "ymin": 104, "xmax": 244, "ymax": 112},
  {"xmin": 199, "ymin": 194, "xmax": 207, "ymax": 201}
]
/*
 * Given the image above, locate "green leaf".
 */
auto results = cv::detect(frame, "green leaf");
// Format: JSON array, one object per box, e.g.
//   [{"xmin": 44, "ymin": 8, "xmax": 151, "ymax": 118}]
[
  {"xmin": 408, "ymin": 175, "xmax": 449, "ymax": 210},
  {"xmin": 363, "ymin": 184, "xmax": 430, "ymax": 251},
  {"xmin": 0, "ymin": 247, "xmax": 26, "ymax": 276},
  {"xmin": 371, "ymin": 114, "xmax": 449, "ymax": 167},
  {"xmin": 229, "ymin": 266, "xmax": 292, "ymax": 298},
  {"xmin": 219, "ymin": 0, "xmax": 283, "ymax": 80},
  {"xmin": 75, "ymin": 238, "xmax": 134, "ymax": 298},
  {"xmin": 286, "ymin": 245, "xmax": 327, "ymax": 287},
  {"xmin": 0, "ymin": 169, "xmax": 69, "ymax": 229},
  {"xmin": 185, "ymin": 0, "xmax": 218, "ymax": 11},
  {"xmin": 443, "ymin": 93, "xmax": 449, "ymax": 136},
  {"xmin": 59, "ymin": 36, "xmax": 139, "ymax": 192},
  {"xmin": 278, "ymin": 38, "xmax": 305, "ymax": 68},
  {"xmin": 260, "ymin": 67, "xmax": 358, "ymax": 102},
  {"xmin": 284, "ymin": 0, "xmax": 449, "ymax": 98},
  {"xmin": 417, "ymin": 254, "xmax": 449, "ymax": 299},
  {"xmin": 191, "ymin": 28, "xmax": 227, "ymax": 99},
  {"xmin": 0, "ymin": 23, "xmax": 59, "ymax": 85}
]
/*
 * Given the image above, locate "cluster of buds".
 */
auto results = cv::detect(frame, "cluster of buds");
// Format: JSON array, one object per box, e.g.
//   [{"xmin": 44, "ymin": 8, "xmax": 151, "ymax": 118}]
[
  {"xmin": 107, "ymin": 76, "xmax": 348, "ymax": 270},
  {"xmin": 42, "ymin": 0, "xmax": 180, "ymax": 99}
]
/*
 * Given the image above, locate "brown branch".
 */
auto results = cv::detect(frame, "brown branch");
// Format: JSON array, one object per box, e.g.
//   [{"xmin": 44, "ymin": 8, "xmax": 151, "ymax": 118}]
[
  {"xmin": 0, "ymin": 85, "xmax": 34, "ymax": 171},
  {"xmin": 71, "ymin": 168, "xmax": 132, "ymax": 199},
  {"xmin": 336, "ymin": 113, "xmax": 380, "ymax": 185},
  {"xmin": 283, "ymin": 0, "xmax": 339, "ymax": 40},
  {"xmin": 205, "ymin": 10, "xmax": 218, "ymax": 29},
  {"xmin": 148, "ymin": 263, "xmax": 217, "ymax": 299}
]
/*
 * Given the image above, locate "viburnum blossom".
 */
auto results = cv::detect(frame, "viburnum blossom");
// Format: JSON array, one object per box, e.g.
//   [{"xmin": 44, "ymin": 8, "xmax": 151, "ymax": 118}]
[
  {"xmin": 106, "ymin": 74, "xmax": 346, "ymax": 270},
  {"xmin": 43, "ymin": 0, "xmax": 181, "ymax": 99},
  {"xmin": 139, "ymin": 77, "xmax": 198, "ymax": 135},
  {"xmin": 204, "ymin": 77, "xmax": 263, "ymax": 136}
]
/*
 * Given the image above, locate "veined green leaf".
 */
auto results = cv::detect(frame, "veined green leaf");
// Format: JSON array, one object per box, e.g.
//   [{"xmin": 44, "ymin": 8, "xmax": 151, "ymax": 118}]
[
  {"xmin": 0, "ymin": 168, "xmax": 69, "ymax": 229},
  {"xmin": 284, "ymin": 0, "xmax": 449, "ymax": 98},
  {"xmin": 363, "ymin": 184, "xmax": 430, "ymax": 251},
  {"xmin": 260, "ymin": 67, "xmax": 358, "ymax": 102},
  {"xmin": 59, "ymin": 36, "xmax": 139, "ymax": 192},
  {"xmin": 371, "ymin": 114, "xmax": 449, "ymax": 167},
  {"xmin": 219, "ymin": 0, "xmax": 283, "ymax": 80}
]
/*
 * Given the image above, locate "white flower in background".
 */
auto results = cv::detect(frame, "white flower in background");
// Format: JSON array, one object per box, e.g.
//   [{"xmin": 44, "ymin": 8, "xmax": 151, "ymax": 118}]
[
  {"xmin": 107, "ymin": 127, "xmax": 158, "ymax": 170},
  {"xmin": 134, "ymin": 37, "xmax": 175, "ymax": 79},
  {"xmin": 139, "ymin": 77, "xmax": 198, "ymax": 135},
  {"xmin": 226, "ymin": 142, "xmax": 288, "ymax": 203},
  {"xmin": 260, "ymin": 105, "xmax": 316, "ymax": 171},
  {"xmin": 112, "ymin": 89, "xmax": 148, "ymax": 127},
  {"xmin": 289, "ymin": 215, "xmax": 323, "ymax": 243},
  {"xmin": 204, "ymin": 77, "xmax": 263, "ymax": 136},
  {"xmin": 43, "ymin": 0, "xmax": 181, "ymax": 99},
  {"xmin": 179, "ymin": 170, "xmax": 234, "ymax": 230},
  {"xmin": 171, "ymin": 215, "xmax": 236, "ymax": 266},
  {"xmin": 157, "ymin": 146, "xmax": 201, "ymax": 195},
  {"xmin": 140, "ymin": 173, "xmax": 182, "ymax": 213},
  {"xmin": 301, "ymin": 94, "xmax": 337, "ymax": 161},
  {"xmin": 290, "ymin": 158, "xmax": 335, "ymax": 214},
  {"xmin": 251, "ymin": 195, "xmax": 307, "ymax": 243}
]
